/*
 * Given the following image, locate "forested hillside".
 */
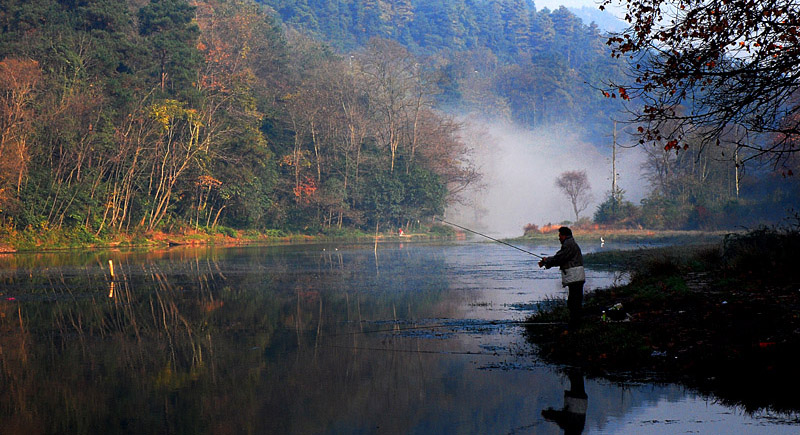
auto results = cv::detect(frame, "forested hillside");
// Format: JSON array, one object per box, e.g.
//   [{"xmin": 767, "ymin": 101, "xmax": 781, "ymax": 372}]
[
  {"xmin": 257, "ymin": 0, "xmax": 800, "ymax": 231},
  {"xmin": 0, "ymin": 0, "xmax": 481, "ymax": 240},
  {"xmin": 258, "ymin": 0, "xmax": 627, "ymax": 136},
  {"xmin": 1, "ymin": 0, "xmax": 795, "ymax": 244}
]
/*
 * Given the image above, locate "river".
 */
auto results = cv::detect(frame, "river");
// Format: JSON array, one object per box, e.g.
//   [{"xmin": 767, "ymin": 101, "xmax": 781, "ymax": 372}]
[{"xmin": 0, "ymin": 241, "xmax": 797, "ymax": 434}]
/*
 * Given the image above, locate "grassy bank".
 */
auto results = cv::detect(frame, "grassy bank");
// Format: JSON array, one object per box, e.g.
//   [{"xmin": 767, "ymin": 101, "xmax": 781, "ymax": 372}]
[
  {"xmin": 0, "ymin": 223, "xmax": 458, "ymax": 252},
  {"xmin": 526, "ymin": 227, "xmax": 800, "ymax": 413},
  {"xmin": 515, "ymin": 228, "xmax": 732, "ymax": 246}
]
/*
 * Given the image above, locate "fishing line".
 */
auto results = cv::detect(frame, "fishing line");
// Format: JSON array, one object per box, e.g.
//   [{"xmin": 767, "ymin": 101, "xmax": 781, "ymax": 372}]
[{"xmin": 434, "ymin": 218, "xmax": 544, "ymax": 259}]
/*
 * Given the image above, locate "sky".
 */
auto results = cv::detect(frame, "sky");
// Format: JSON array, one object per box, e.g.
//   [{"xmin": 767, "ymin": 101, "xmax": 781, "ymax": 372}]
[
  {"xmin": 536, "ymin": 0, "xmax": 626, "ymax": 18},
  {"xmin": 536, "ymin": 0, "xmax": 602, "ymax": 9}
]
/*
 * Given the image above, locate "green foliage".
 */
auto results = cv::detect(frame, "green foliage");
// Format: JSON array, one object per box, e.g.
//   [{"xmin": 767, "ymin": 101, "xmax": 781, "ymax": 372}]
[
  {"xmin": 360, "ymin": 172, "xmax": 407, "ymax": 227},
  {"xmin": 637, "ymin": 141, "xmax": 800, "ymax": 230},
  {"xmin": 138, "ymin": 0, "xmax": 201, "ymax": 95},
  {"xmin": 213, "ymin": 226, "xmax": 238, "ymax": 238},
  {"xmin": 358, "ymin": 164, "xmax": 447, "ymax": 229},
  {"xmin": 428, "ymin": 223, "xmax": 455, "ymax": 236},
  {"xmin": 261, "ymin": 228, "xmax": 288, "ymax": 238},
  {"xmin": 320, "ymin": 227, "xmax": 368, "ymax": 238},
  {"xmin": 639, "ymin": 195, "xmax": 678, "ymax": 229},
  {"xmin": 402, "ymin": 165, "xmax": 447, "ymax": 218},
  {"xmin": 593, "ymin": 191, "xmax": 640, "ymax": 227}
]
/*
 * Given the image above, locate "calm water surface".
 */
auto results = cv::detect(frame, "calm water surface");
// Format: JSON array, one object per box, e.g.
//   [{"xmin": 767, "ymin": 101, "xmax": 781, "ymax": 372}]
[{"xmin": 0, "ymin": 241, "xmax": 797, "ymax": 434}]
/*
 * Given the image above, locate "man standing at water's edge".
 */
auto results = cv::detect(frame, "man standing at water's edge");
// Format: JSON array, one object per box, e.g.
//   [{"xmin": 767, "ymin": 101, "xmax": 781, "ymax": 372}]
[{"xmin": 538, "ymin": 227, "xmax": 585, "ymax": 329}]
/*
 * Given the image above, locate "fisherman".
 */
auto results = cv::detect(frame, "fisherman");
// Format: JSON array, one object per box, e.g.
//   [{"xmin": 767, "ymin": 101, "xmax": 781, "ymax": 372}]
[{"xmin": 538, "ymin": 226, "xmax": 585, "ymax": 329}]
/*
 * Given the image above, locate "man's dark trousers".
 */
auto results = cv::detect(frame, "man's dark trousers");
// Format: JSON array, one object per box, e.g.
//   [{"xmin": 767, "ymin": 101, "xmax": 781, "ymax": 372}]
[{"xmin": 567, "ymin": 282, "xmax": 583, "ymax": 328}]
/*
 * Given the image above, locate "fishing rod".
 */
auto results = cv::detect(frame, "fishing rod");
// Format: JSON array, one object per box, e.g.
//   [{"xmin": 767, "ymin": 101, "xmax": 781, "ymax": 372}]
[{"xmin": 434, "ymin": 217, "xmax": 544, "ymax": 259}]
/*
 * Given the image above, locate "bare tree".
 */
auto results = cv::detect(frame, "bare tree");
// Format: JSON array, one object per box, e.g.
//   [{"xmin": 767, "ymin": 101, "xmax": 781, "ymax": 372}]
[
  {"xmin": 358, "ymin": 38, "xmax": 423, "ymax": 173},
  {"xmin": 603, "ymin": 0, "xmax": 800, "ymax": 169},
  {"xmin": 0, "ymin": 58, "xmax": 41, "ymax": 193},
  {"xmin": 556, "ymin": 170, "xmax": 593, "ymax": 222}
]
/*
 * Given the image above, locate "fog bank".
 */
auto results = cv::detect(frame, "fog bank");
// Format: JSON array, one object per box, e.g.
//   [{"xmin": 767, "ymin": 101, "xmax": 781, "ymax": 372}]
[{"xmin": 448, "ymin": 119, "xmax": 648, "ymax": 239}]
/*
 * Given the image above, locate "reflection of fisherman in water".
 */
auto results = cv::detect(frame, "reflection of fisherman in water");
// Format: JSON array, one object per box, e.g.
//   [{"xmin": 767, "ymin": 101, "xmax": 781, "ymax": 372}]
[{"xmin": 541, "ymin": 368, "xmax": 588, "ymax": 435}]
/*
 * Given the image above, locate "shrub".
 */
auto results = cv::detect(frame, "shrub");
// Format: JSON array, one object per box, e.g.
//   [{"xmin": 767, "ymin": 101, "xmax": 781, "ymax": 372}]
[
  {"xmin": 428, "ymin": 224, "xmax": 455, "ymax": 236},
  {"xmin": 216, "ymin": 226, "xmax": 237, "ymax": 238},
  {"xmin": 523, "ymin": 223, "xmax": 539, "ymax": 235},
  {"xmin": 722, "ymin": 227, "xmax": 800, "ymax": 281}
]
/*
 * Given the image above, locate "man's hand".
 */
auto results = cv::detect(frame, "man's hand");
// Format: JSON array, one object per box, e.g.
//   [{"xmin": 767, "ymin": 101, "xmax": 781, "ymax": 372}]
[{"xmin": 538, "ymin": 257, "xmax": 547, "ymax": 268}]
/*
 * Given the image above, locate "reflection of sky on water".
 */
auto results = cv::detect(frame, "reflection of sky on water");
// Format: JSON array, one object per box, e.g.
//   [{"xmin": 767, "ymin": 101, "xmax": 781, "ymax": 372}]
[
  {"xmin": 591, "ymin": 395, "xmax": 800, "ymax": 434},
  {"xmin": 437, "ymin": 240, "xmax": 626, "ymax": 320},
  {"xmin": 0, "ymin": 242, "xmax": 797, "ymax": 433}
]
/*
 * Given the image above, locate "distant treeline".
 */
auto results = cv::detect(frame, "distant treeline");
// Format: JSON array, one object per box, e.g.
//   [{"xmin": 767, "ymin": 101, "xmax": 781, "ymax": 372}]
[
  {"xmin": 259, "ymin": 0, "xmax": 800, "ymax": 231},
  {"xmin": 593, "ymin": 144, "xmax": 800, "ymax": 231},
  {"xmin": 258, "ymin": 0, "xmax": 628, "ymax": 138}
]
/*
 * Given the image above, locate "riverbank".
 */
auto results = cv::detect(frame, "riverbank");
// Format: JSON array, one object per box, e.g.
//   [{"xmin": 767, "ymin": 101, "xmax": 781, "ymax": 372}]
[
  {"xmin": 525, "ymin": 228, "xmax": 800, "ymax": 413},
  {"xmin": 0, "ymin": 224, "xmax": 457, "ymax": 253},
  {"xmin": 515, "ymin": 228, "xmax": 732, "ymax": 246}
]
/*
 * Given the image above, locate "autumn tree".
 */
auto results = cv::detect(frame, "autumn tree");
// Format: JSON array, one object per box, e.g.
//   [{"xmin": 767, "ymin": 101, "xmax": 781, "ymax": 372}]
[
  {"xmin": 414, "ymin": 112, "xmax": 480, "ymax": 207},
  {"xmin": 555, "ymin": 170, "xmax": 592, "ymax": 222},
  {"xmin": 358, "ymin": 38, "xmax": 427, "ymax": 173},
  {"xmin": 96, "ymin": 97, "xmax": 162, "ymax": 234},
  {"xmin": 602, "ymin": 0, "xmax": 800, "ymax": 168},
  {"xmin": 190, "ymin": 0, "xmax": 284, "ymax": 229},
  {"xmin": 639, "ymin": 132, "xmax": 747, "ymax": 229},
  {"xmin": 0, "ymin": 58, "xmax": 41, "ymax": 195},
  {"xmin": 144, "ymin": 99, "xmax": 208, "ymax": 231}
]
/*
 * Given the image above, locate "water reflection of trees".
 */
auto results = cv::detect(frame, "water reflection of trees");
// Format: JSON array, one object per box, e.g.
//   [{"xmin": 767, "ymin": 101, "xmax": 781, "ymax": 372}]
[
  {"xmin": 0, "ymin": 245, "xmax": 459, "ymax": 433},
  {"xmin": 1, "ymin": 261, "xmax": 218, "ymax": 432},
  {"xmin": 7, "ymin": 245, "xmax": 796, "ymax": 432}
]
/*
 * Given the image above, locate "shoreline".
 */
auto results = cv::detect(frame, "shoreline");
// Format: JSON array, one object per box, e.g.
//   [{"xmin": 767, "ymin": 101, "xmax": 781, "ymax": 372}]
[
  {"xmin": 0, "ymin": 227, "xmax": 731, "ymax": 255},
  {"xmin": 525, "ymin": 230, "xmax": 800, "ymax": 413},
  {"xmin": 0, "ymin": 227, "xmax": 456, "ymax": 254},
  {"xmin": 514, "ymin": 228, "xmax": 735, "ymax": 245}
]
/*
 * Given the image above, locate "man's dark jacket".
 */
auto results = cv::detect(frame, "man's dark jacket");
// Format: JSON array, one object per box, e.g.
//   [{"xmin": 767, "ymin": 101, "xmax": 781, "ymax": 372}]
[{"xmin": 542, "ymin": 235, "xmax": 585, "ymax": 286}]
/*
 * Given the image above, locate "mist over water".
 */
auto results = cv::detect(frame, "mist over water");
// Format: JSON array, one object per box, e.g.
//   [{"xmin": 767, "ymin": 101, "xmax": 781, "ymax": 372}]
[{"xmin": 449, "ymin": 118, "xmax": 648, "ymax": 239}]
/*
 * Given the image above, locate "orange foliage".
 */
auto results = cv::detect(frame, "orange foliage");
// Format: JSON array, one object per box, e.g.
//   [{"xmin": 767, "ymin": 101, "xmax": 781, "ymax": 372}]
[
  {"xmin": 193, "ymin": 0, "xmax": 265, "ymax": 95},
  {"xmin": 203, "ymin": 300, "xmax": 224, "ymax": 312},
  {"xmin": 293, "ymin": 177, "xmax": 317, "ymax": 202},
  {"xmin": 523, "ymin": 223, "xmax": 539, "ymax": 235},
  {"xmin": 539, "ymin": 224, "xmax": 561, "ymax": 234},
  {"xmin": 197, "ymin": 174, "xmax": 222, "ymax": 188},
  {"xmin": 280, "ymin": 154, "xmax": 295, "ymax": 167}
]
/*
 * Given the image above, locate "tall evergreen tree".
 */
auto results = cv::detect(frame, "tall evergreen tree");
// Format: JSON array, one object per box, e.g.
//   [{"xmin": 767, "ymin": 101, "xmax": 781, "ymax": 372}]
[{"xmin": 138, "ymin": 0, "xmax": 200, "ymax": 95}]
